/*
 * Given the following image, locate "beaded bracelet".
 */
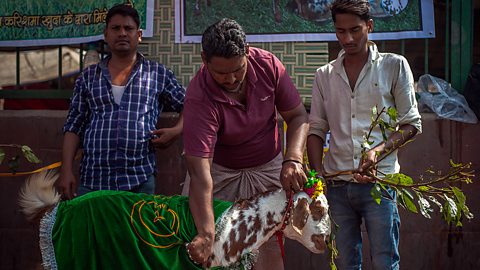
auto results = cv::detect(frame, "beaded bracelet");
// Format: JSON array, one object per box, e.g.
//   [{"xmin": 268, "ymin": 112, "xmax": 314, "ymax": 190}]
[{"xmin": 282, "ymin": 159, "xmax": 303, "ymax": 165}]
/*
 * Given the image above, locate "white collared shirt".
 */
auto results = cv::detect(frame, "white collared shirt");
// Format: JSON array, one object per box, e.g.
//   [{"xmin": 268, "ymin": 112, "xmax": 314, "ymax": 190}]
[{"xmin": 308, "ymin": 42, "xmax": 422, "ymax": 180}]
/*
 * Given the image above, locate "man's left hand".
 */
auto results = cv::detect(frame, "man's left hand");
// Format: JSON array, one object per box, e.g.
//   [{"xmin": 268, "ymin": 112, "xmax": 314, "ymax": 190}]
[
  {"xmin": 353, "ymin": 149, "xmax": 378, "ymax": 183},
  {"xmin": 150, "ymin": 127, "xmax": 181, "ymax": 148}
]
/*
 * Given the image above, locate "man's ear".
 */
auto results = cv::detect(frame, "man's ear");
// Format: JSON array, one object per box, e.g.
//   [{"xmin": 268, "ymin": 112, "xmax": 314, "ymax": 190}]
[
  {"xmin": 201, "ymin": 52, "xmax": 207, "ymax": 65},
  {"xmin": 367, "ymin": 19, "xmax": 374, "ymax": 33},
  {"xmin": 245, "ymin": 44, "xmax": 250, "ymax": 57},
  {"xmin": 138, "ymin": 29, "xmax": 143, "ymax": 42}
]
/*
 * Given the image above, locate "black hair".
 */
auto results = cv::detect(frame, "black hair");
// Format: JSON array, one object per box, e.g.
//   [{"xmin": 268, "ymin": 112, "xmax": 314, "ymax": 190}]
[
  {"xmin": 106, "ymin": 3, "xmax": 140, "ymax": 28},
  {"xmin": 330, "ymin": 0, "xmax": 371, "ymax": 23},
  {"xmin": 201, "ymin": 18, "xmax": 248, "ymax": 62}
]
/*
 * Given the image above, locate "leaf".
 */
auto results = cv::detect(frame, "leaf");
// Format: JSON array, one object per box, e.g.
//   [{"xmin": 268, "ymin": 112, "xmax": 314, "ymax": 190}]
[
  {"xmin": 451, "ymin": 186, "xmax": 466, "ymax": 205},
  {"xmin": 461, "ymin": 204, "xmax": 474, "ymax": 220},
  {"xmin": 400, "ymin": 188, "xmax": 418, "ymax": 213},
  {"xmin": 0, "ymin": 148, "xmax": 5, "ymax": 165},
  {"xmin": 377, "ymin": 181, "xmax": 388, "ymax": 192},
  {"xmin": 21, "ymin": 145, "xmax": 41, "ymax": 163},
  {"xmin": 387, "ymin": 107, "xmax": 398, "ymax": 122},
  {"xmin": 443, "ymin": 195, "xmax": 458, "ymax": 221},
  {"xmin": 418, "ymin": 186, "xmax": 429, "ymax": 192},
  {"xmin": 416, "ymin": 192, "xmax": 433, "ymax": 219},
  {"xmin": 384, "ymin": 173, "xmax": 413, "ymax": 185},
  {"xmin": 450, "ymin": 187, "xmax": 474, "ymax": 220},
  {"xmin": 449, "ymin": 159, "xmax": 463, "ymax": 168},
  {"xmin": 427, "ymin": 195, "xmax": 443, "ymax": 212},
  {"xmin": 379, "ymin": 121, "xmax": 388, "ymax": 141},
  {"xmin": 387, "ymin": 125, "xmax": 396, "ymax": 132},
  {"xmin": 370, "ymin": 184, "xmax": 382, "ymax": 205},
  {"xmin": 372, "ymin": 106, "xmax": 378, "ymax": 115},
  {"xmin": 395, "ymin": 188, "xmax": 407, "ymax": 210},
  {"xmin": 459, "ymin": 171, "xmax": 475, "ymax": 177},
  {"xmin": 362, "ymin": 141, "xmax": 372, "ymax": 149}
]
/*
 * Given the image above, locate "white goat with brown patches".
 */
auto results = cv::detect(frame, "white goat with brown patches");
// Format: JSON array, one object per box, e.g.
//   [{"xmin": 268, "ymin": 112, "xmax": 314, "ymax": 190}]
[
  {"xmin": 19, "ymin": 170, "xmax": 331, "ymax": 269},
  {"xmin": 209, "ymin": 189, "xmax": 331, "ymax": 267}
]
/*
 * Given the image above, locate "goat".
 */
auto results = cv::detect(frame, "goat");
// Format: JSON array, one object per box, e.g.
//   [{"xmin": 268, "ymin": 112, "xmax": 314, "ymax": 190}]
[
  {"xmin": 19, "ymin": 170, "xmax": 331, "ymax": 269},
  {"xmin": 287, "ymin": 0, "xmax": 331, "ymax": 22}
]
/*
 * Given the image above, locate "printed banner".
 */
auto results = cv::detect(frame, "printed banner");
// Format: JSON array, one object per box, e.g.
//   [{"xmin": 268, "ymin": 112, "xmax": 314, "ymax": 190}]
[
  {"xmin": 175, "ymin": 0, "xmax": 435, "ymax": 43},
  {"xmin": 0, "ymin": 0, "xmax": 154, "ymax": 47}
]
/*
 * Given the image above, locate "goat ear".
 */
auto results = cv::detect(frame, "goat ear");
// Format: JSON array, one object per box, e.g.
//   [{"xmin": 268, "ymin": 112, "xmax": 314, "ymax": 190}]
[
  {"xmin": 291, "ymin": 198, "xmax": 310, "ymax": 235},
  {"xmin": 309, "ymin": 199, "xmax": 327, "ymax": 221}
]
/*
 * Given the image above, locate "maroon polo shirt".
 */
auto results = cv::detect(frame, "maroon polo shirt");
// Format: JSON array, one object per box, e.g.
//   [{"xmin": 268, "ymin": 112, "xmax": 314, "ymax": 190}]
[{"xmin": 183, "ymin": 47, "xmax": 301, "ymax": 169}]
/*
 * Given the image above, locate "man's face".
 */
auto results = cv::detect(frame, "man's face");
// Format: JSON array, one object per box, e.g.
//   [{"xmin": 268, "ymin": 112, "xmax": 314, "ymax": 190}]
[
  {"xmin": 334, "ymin": 13, "xmax": 373, "ymax": 56},
  {"xmin": 104, "ymin": 14, "xmax": 142, "ymax": 55},
  {"xmin": 203, "ymin": 51, "xmax": 248, "ymax": 92}
]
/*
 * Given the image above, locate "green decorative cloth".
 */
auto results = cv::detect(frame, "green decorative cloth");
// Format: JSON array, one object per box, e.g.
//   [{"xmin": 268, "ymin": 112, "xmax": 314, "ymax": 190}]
[{"xmin": 42, "ymin": 191, "xmax": 232, "ymax": 270}]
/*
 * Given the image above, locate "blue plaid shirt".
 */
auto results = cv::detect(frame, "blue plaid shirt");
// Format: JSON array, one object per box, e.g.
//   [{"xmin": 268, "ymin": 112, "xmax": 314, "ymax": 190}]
[{"xmin": 64, "ymin": 53, "xmax": 185, "ymax": 190}]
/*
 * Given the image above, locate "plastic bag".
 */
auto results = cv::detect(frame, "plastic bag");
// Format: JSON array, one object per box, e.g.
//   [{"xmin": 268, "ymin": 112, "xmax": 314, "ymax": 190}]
[{"xmin": 417, "ymin": 74, "xmax": 478, "ymax": 124}]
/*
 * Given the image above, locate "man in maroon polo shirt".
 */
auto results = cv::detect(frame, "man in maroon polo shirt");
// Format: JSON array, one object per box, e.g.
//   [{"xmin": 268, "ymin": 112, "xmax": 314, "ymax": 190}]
[{"xmin": 182, "ymin": 18, "xmax": 309, "ymax": 269}]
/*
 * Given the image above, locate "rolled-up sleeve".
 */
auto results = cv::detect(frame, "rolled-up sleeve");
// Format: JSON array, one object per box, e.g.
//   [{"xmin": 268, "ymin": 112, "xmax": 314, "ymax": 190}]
[
  {"xmin": 161, "ymin": 68, "xmax": 185, "ymax": 113},
  {"xmin": 392, "ymin": 57, "xmax": 422, "ymax": 134},
  {"xmin": 63, "ymin": 74, "xmax": 89, "ymax": 136},
  {"xmin": 308, "ymin": 70, "xmax": 329, "ymax": 141}
]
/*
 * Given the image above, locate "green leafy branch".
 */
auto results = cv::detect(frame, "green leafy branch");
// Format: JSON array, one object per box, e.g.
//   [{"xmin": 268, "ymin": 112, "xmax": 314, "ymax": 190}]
[
  {"xmin": 363, "ymin": 106, "xmax": 474, "ymax": 227},
  {"xmin": 0, "ymin": 144, "xmax": 41, "ymax": 173},
  {"xmin": 305, "ymin": 106, "xmax": 473, "ymax": 270}
]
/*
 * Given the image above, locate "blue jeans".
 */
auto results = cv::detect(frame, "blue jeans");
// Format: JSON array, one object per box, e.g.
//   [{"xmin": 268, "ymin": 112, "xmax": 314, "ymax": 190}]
[
  {"xmin": 327, "ymin": 181, "xmax": 400, "ymax": 270},
  {"xmin": 77, "ymin": 174, "xmax": 156, "ymax": 196}
]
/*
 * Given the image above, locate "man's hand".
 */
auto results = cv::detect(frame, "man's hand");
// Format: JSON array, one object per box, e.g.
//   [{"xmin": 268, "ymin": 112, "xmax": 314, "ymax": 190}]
[
  {"xmin": 150, "ymin": 127, "xmax": 181, "ymax": 148},
  {"xmin": 56, "ymin": 168, "xmax": 77, "ymax": 200},
  {"xmin": 280, "ymin": 160, "xmax": 307, "ymax": 195},
  {"xmin": 353, "ymin": 149, "xmax": 378, "ymax": 184},
  {"xmin": 186, "ymin": 233, "xmax": 213, "ymax": 268}
]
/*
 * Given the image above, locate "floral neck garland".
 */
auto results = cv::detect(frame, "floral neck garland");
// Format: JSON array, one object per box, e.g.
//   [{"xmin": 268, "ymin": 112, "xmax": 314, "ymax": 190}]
[{"xmin": 303, "ymin": 170, "xmax": 324, "ymax": 200}]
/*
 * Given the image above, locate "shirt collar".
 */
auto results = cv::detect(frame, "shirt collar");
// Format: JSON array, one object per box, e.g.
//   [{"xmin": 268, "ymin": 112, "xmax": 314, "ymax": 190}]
[
  {"xmin": 98, "ymin": 52, "xmax": 145, "ymax": 84},
  {"xmin": 99, "ymin": 52, "xmax": 144, "ymax": 68},
  {"xmin": 200, "ymin": 56, "xmax": 257, "ymax": 104},
  {"xmin": 332, "ymin": 41, "xmax": 379, "ymax": 71}
]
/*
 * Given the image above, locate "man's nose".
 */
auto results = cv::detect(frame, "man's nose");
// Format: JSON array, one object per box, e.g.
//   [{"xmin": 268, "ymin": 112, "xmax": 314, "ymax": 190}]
[
  {"xmin": 119, "ymin": 28, "xmax": 127, "ymax": 36},
  {"xmin": 224, "ymin": 73, "xmax": 236, "ymax": 84},
  {"xmin": 344, "ymin": 32, "xmax": 354, "ymax": 43}
]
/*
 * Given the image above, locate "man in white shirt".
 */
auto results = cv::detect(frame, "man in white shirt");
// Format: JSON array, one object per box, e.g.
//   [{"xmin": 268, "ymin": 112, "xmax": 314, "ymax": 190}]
[{"xmin": 307, "ymin": 0, "xmax": 421, "ymax": 269}]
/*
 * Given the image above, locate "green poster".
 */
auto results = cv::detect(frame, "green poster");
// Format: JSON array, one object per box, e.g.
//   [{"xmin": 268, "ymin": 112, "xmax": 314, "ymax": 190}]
[{"xmin": 0, "ymin": 0, "xmax": 153, "ymax": 47}]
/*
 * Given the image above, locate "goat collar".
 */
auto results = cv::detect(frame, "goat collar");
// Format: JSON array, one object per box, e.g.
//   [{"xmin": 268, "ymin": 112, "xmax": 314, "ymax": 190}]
[
  {"xmin": 275, "ymin": 193, "xmax": 294, "ymax": 258},
  {"xmin": 280, "ymin": 193, "xmax": 294, "ymax": 230}
]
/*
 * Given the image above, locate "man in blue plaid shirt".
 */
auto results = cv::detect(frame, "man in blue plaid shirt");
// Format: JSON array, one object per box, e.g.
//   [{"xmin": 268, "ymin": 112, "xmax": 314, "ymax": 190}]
[{"xmin": 57, "ymin": 4, "xmax": 185, "ymax": 199}]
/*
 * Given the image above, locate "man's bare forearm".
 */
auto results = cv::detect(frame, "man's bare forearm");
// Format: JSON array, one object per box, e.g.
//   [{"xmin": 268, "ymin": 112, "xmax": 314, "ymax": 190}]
[
  {"xmin": 186, "ymin": 156, "xmax": 215, "ymax": 239},
  {"xmin": 282, "ymin": 104, "xmax": 309, "ymax": 162},
  {"xmin": 307, "ymin": 135, "xmax": 325, "ymax": 174},
  {"xmin": 61, "ymin": 132, "xmax": 80, "ymax": 171}
]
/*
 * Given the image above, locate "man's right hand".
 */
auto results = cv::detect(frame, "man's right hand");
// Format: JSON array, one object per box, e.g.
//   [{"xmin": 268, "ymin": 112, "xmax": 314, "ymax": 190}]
[
  {"xmin": 186, "ymin": 233, "xmax": 214, "ymax": 268},
  {"xmin": 59, "ymin": 132, "xmax": 81, "ymax": 200},
  {"xmin": 56, "ymin": 168, "xmax": 77, "ymax": 200}
]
